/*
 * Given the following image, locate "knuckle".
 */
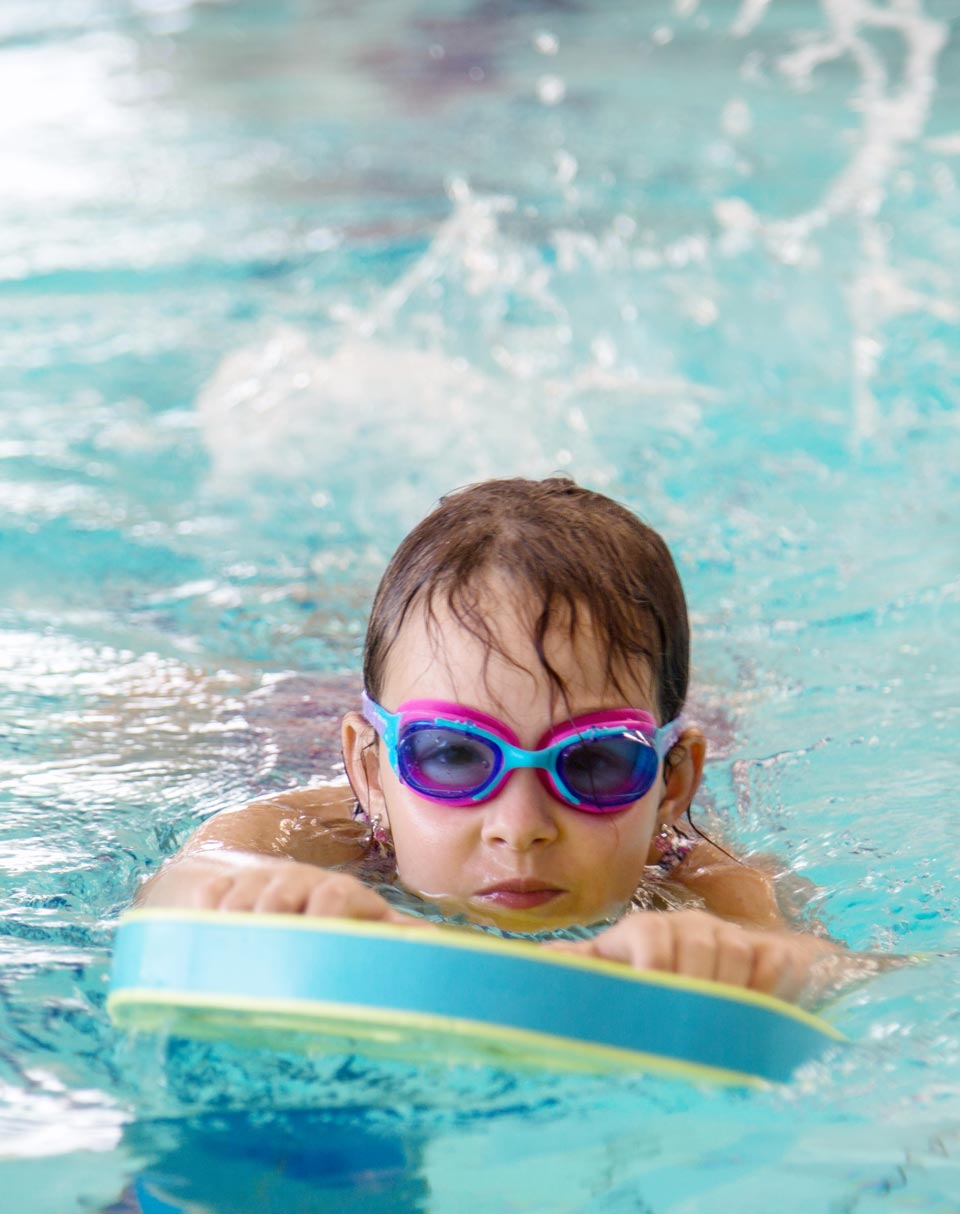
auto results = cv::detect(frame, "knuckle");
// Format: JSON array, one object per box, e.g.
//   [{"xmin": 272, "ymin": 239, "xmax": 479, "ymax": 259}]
[
  {"xmin": 256, "ymin": 877, "xmax": 297, "ymax": 912},
  {"xmin": 194, "ymin": 874, "xmax": 232, "ymax": 909},
  {"xmin": 752, "ymin": 943, "xmax": 787, "ymax": 992},
  {"xmin": 220, "ymin": 876, "xmax": 261, "ymax": 910},
  {"xmin": 644, "ymin": 920, "xmax": 675, "ymax": 970},
  {"xmin": 724, "ymin": 934, "xmax": 755, "ymax": 963},
  {"xmin": 305, "ymin": 871, "xmax": 361, "ymax": 916}
]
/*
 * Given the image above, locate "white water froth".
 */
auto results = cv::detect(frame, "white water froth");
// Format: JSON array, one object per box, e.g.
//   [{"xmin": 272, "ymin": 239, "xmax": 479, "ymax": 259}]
[
  {"xmin": 196, "ymin": 325, "xmax": 598, "ymax": 537},
  {"xmin": 197, "ymin": 189, "xmax": 644, "ymax": 526},
  {"xmin": 197, "ymin": 0, "xmax": 958, "ymax": 493},
  {"xmin": 728, "ymin": 0, "xmax": 955, "ymax": 443}
]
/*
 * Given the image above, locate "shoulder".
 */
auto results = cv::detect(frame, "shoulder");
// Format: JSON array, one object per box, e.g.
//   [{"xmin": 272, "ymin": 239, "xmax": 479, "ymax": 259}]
[
  {"xmin": 184, "ymin": 782, "xmax": 361, "ymax": 864},
  {"xmin": 243, "ymin": 785, "xmax": 358, "ymax": 821},
  {"xmin": 672, "ymin": 840, "xmax": 787, "ymax": 930}
]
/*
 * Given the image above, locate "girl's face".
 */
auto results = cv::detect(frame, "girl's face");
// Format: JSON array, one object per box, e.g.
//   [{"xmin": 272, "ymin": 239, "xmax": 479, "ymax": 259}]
[{"xmin": 343, "ymin": 587, "xmax": 704, "ymax": 932}]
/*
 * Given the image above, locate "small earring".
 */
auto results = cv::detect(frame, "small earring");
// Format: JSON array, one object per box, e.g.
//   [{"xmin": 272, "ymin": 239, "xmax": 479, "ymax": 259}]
[
  {"xmin": 651, "ymin": 823, "xmax": 694, "ymax": 874},
  {"xmin": 370, "ymin": 814, "xmax": 392, "ymax": 851}
]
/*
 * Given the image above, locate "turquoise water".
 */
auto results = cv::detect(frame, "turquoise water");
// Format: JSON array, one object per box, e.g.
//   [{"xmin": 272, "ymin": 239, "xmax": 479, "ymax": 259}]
[{"xmin": 2, "ymin": 0, "xmax": 960, "ymax": 1208}]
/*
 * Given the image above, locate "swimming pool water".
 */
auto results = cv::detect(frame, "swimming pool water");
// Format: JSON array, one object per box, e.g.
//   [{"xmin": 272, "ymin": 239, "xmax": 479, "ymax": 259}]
[{"xmin": 2, "ymin": 0, "xmax": 960, "ymax": 1209}]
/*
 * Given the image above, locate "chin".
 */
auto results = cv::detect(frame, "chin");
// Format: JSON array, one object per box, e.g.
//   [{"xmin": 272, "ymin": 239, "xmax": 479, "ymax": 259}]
[{"xmin": 461, "ymin": 900, "xmax": 587, "ymax": 935}]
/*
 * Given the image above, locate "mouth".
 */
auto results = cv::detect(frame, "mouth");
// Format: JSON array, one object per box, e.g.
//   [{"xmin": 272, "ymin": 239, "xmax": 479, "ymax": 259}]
[{"xmin": 473, "ymin": 880, "xmax": 566, "ymax": 910}]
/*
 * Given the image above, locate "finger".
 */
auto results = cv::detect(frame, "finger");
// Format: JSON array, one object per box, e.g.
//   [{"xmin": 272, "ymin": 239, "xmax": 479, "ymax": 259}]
[
  {"xmin": 194, "ymin": 873, "xmax": 235, "ymax": 911},
  {"xmin": 750, "ymin": 938, "xmax": 793, "ymax": 997},
  {"xmin": 217, "ymin": 873, "xmax": 268, "ymax": 911},
  {"xmin": 303, "ymin": 873, "xmax": 393, "ymax": 921},
  {"xmin": 584, "ymin": 914, "xmax": 675, "ymax": 972},
  {"xmin": 637, "ymin": 913, "xmax": 678, "ymax": 972},
  {"xmin": 253, "ymin": 877, "xmax": 309, "ymax": 915},
  {"xmin": 770, "ymin": 945, "xmax": 807, "ymax": 1003},
  {"xmin": 712, "ymin": 931, "xmax": 756, "ymax": 990},
  {"xmin": 758, "ymin": 936, "xmax": 827, "ymax": 1003},
  {"xmin": 673, "ymin": 921, "xmax": 722, "ymax": 981}
]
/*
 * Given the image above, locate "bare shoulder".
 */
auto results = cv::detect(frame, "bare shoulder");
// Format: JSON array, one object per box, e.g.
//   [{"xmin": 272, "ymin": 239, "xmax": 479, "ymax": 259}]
[
  {"xmin": 674, "ymin": 840, "xmax": 787, "ymax": 930},
  {"xmin": 183, "ymin": 782, "xmax": 362, "ymax": 866},
  {"xmin": 245, "ymin": 784, "xmax": 357, "ymax": 820}
]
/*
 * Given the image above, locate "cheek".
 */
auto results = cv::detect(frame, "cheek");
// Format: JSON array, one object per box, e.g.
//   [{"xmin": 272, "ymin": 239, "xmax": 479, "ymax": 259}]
[
  {"xmin": 388, "ymin": 808, "xmax": 478, "ymax": 902},
  {"xmin": 380, "ymin": 768, "xmax": 474, "ymax": 855},
  {"xmin": 585, "ymin": 809, "xmax": 656, "ymax": 882}
]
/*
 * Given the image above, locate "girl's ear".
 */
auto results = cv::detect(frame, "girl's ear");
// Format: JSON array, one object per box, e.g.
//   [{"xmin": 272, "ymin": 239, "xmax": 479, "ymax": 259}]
[
  {"xmin": 341, "ymin": 710, "xmax": 388, "ymax": 824},
  {"xmin": 653, "ymin": 725, "xmax": 706, "ymax": 833}
]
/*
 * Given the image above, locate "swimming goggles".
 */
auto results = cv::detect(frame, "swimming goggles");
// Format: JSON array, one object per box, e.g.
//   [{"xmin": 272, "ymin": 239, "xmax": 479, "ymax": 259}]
[{"xmin": 361, "ymin": 692, "xmax": 683, "ymax": 813}]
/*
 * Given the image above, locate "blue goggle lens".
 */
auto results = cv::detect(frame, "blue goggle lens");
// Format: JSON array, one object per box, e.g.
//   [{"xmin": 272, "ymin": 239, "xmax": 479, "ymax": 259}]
[
  {"xmin": 395, "ymin": 723, "xmax": 658, "ymax": 809},
  {"xmin": 398, "ymin": 724, "xmax": 502, "ymax": 798},
  {"xmin": 557, "ymin": 735, "xmax": 659, "ymax": 806}
]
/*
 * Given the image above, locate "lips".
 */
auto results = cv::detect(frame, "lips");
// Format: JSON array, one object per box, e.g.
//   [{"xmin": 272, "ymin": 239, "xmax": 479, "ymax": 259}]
[{"xmin": 474, "ymin": 880, "xmax": 565, "ymax": 910}]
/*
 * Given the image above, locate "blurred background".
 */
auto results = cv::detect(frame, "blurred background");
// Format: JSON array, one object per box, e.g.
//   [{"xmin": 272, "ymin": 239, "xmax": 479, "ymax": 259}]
[{"xmin": 2, "ymin": 1, "xmax": 959, "ymax": 1210}]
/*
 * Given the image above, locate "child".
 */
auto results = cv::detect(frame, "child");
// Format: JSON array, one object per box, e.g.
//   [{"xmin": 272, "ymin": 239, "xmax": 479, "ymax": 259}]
[{"xmin": 138, "ymin": 477, "xmax": 865, "ymax": 1005}]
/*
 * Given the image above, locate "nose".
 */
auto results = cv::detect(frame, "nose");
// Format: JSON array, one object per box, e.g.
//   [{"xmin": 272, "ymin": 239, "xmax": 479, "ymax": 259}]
[{"xmin": 479, "ymin": 771, "xmax": 560, "ymax": 850}]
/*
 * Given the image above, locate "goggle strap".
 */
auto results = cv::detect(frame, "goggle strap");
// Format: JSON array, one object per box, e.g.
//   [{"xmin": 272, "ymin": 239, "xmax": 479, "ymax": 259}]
[
  {"xmin": 360, "ymin": 693, "xmax": 689, "ymax": 809},
  {"xmin": 361, "ymin": 690, "xmax": 390, "ymax": 736},
  {"xmin": 657, "ymin": 714, "xmax": 685, "ymax": 756}
]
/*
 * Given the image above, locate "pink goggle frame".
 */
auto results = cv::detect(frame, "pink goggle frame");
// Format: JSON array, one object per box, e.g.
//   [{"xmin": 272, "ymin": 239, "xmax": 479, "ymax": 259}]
[{"xmin": 362, "ymin": 692, "xmax": 683, "ymax": 813}]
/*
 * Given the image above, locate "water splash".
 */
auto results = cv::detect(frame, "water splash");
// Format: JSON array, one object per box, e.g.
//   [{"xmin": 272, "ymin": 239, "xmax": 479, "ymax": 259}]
[
  {"xmin": 729, "ymin": 0, "xmax": 953, "ymax": 444},
  {"xmin": 196, "ymin": 183, "xmax": 623, "ymax": 535}
]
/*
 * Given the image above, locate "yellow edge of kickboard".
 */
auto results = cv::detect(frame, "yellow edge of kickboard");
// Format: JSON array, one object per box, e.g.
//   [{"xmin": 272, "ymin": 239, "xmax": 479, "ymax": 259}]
[
  {"xmin": 107, "ymin": 987, "xmax": 768, "ymax": 1089},
  {"xmin": 118, "ymin": 908, "xmax": 844, "ymax": 1042}
]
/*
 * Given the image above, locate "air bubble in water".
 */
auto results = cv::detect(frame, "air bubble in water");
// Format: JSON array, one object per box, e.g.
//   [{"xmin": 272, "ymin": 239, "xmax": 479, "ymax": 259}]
[
  {"xmin": 568, "ymin": 407, "xmax": 589, "ymax": 434},
  {"xmin": 537, "ymin": 75, "xmax": 566, "ymax": 105},
  {"xmin": 534, "ymin": 31, "xmax": 559, "ymax": 56},
  {"xmin": 554, "ymin": 150, "xmax": 578, "ymax": 185},
  {"xmin": 721, "ymin": 98, "xmax": 752, "ymax": 137},
  {"xmin": 591, "ymin": 336, "xmax": 617, "ymax": 369},
  {"xmin": 689, "ymin": 296, "xmax": 719, "ymax": 326}
]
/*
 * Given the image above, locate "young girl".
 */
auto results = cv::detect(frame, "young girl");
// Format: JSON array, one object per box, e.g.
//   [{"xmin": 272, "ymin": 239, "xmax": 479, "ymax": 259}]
[{"xmin": 139, "ymin": 477, "xmax": 862, "ymax": 1005}]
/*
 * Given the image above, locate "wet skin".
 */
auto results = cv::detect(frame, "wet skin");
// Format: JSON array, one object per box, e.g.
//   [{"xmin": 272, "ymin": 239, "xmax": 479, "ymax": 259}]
[{"xmin": 341, "ymin": 590, "xmax": 705, "ymax": 933}]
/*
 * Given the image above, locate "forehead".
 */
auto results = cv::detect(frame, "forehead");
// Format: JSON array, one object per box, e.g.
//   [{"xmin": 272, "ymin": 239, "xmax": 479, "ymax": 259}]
[{"xmin": 379, "ymin": 581, "xmax": 655, "ymax": 723}]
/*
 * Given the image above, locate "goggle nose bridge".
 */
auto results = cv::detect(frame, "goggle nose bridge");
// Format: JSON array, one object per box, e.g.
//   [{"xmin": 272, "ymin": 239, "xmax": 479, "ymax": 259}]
[
  {"xmin": 493, "ymin": 738, "xmax": 558, "ymax": 772},
  {"xmin": 362, "ymin": 692, "xmax": 681, "ymax": 812}
]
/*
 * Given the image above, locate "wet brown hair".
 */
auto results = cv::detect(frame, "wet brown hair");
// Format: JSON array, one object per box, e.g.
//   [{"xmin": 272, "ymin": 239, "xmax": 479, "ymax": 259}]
[{"xmin": 363, "ymin": 477, "xmax": 689, "ymax": 723}]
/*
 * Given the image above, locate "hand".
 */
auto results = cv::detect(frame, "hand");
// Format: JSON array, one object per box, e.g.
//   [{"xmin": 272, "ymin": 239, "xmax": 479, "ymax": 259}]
[
  {"xmin": 167, "ymin": 856, "xmax": 414, "ymax": 924},
  {"xmin": 545, "ymin": 910, "xmax": 834, "ymax": 1002}
]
